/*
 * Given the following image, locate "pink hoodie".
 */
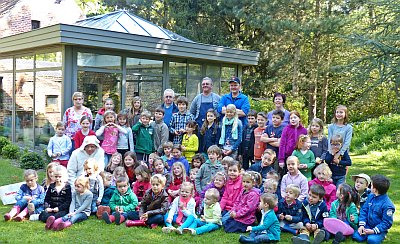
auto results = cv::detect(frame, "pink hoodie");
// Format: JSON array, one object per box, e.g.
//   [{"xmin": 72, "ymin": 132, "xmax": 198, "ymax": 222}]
[
  {"xmin": 231, "ymin": 187, "xmax": 260, "ymax": 225},
  {"xmin": 220, "ymin": 175, "xmax": 243, "ymax": 211},
  {"xmin": 308, "ymin": 178, "xmax": 337, "ymax": 210}
]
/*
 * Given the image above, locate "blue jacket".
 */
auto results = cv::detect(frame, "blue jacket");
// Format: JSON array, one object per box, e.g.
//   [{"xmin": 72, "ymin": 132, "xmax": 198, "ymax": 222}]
[
  {"xmin": 16, "ymin": 183, "xmax": 45, "ymax": 208},
  {"xmin": 301, "ymin": 199, "xmax": 329, "ymax": 229},
  {"xmin": 359, "ymin": 193, "xmax": 395, "ymax": 234},
  {"xmin": 325, "ymin": 151, "xmax": 351, "ymax": 177},
  {"xmin": 220, "ymin": 119, "xmax": 243, "ymax": 151},
  {"xmin": 252, "ymin": 209, "xmax": 281, "ymax": 241},
  {"xmin": 101, "ymin": 185, "xmax": 116, "ymax": 206},
  {"xmin": 199, "ymin": 123, "xmax": 221, "ymax": 154},
  {"xmin": 166, "ymin": 157, "xmax": 190, "ymax": 175},
  {"xmin": 217, "ymin": 92, "xmax": 250, "ymax": 126},
  {"xmin": 277, "ymin": 199, "xmax": 303, "ymax": 223},
  {"xmin": 249, "ymin": 163, "xmax": 274, "ymax": 182}
]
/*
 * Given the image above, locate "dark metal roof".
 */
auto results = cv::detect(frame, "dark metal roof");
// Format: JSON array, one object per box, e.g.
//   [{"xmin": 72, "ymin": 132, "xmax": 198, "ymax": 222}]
[{"xmin": 75, "ymin": 10, "xmax": 193, "ymax": 43}]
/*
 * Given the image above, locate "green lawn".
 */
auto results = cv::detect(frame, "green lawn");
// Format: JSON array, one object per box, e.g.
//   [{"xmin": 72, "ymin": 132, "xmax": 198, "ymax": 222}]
[{"xmin": 0, "ymin": 153, "xmax": 398, "ymax": 243}]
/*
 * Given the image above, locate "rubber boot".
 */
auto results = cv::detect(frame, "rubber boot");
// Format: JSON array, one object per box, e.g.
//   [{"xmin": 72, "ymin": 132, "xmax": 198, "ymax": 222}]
[
  {"xmin": 55, "ymin": 221, "xmax": 72, "ymax": 231},
  {"xmin": 45, "ymin": 216, "xmax": 56, "ymax": 230},
  {"xmin": 292, "ymin": 234, "xmax": 311, "ymax": 244},
  {"xmin": 115, "ymin": 213, "xmax": 125, "ymax": 225},
  {"xmin": 332, "ymin": 231, "xmax": 345, "ymax": 244},
  {"xmin": 14, "ymin": 208, "xmax": 28, "ymax": 221},
  {"xmin": 281, "ymin": 224, "xmax": 298, "ymax": 235},
  {"xmin": 51, "ymin": 218, "xmax": 64, "ymax": 231},
  {"xmin": 4, "ymin": 206, "xmax": 20, "ymax": 221},
  {"xmin": 126, "ymin": 220, "xmax": 147, "ymax": 227},
  {"xmin": 103, "ymin": 212, "xmax": 115, "ymax": 224},
  {"xmin": 239, "ymin": 235, "xmax": 256, "ymax": 243},
  {"xmin": 254, "ymin": 234, "xmax": 271, "ymax": 243}
]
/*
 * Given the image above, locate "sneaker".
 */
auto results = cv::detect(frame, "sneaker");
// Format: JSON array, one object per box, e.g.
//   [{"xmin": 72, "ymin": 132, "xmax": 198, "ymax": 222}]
[
  {"xmin": 183, "ymin": 228, "xmax": 196, "ymax": 235},
  {"xmin": 162, "ymin": 226, "xmax": 175, "ymax": 234},
  {"xmin": 292, "ymin": 236, "xmax": 310, "ymax": 244},
  {"xmin": 175, "ymin": 228, "xmax": 183, "ymax": 235},
  {"xmin": 313, "ymin": 230, "xmax": 325, "ymax": 244},
  {"xmin": 150, "ymin": 224, "xmax": 158, "ymax": 229},
  {"xmin": 29, "ymin": 214, "xmax": 39, "ymax": 221}
]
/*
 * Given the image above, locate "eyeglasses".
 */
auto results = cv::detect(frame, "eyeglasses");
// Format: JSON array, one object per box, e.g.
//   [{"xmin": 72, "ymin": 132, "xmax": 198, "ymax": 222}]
[{"xmin": 331, "ymin": 143, "xmax": 342, "ymax": 147}]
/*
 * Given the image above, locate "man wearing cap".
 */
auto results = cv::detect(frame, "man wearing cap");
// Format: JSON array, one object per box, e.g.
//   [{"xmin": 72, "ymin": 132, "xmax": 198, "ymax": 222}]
[
  {"xmin": 217, "ymin": 76, "xmax": 250, "ymax": 126},
  {"xmin": 189, "ymin": 77, "xmax": 221, "ymax": 128},
  {"xmin": 352, "ymin": 173, "xmax": 371, "ymax": 208}
]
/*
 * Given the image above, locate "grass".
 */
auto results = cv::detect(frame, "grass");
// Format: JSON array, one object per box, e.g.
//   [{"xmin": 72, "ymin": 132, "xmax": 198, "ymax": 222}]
[{"xmin": 0, "ymin": 151, "xmax": 399, "ymax": 244}]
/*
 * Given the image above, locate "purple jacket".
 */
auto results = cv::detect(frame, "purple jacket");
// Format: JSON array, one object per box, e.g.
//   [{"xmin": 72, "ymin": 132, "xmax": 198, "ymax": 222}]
[
  {"xmin": 308, "ymin": 178, "xmax": 337, "ymax": 211},
  {"xmin": 200, "ymin": 182, "xmax": 225, "ymax": 201},
  {"xmin": 278, "ymin": 124, "xmax": 307, "ymax": 163},
  {"xmin": 231, "ymin": 187, "xmax": 261, "ymax": 225},
  {"xmin": 220, "ymin": 175, "xmax": 243, "ymax": 211}
]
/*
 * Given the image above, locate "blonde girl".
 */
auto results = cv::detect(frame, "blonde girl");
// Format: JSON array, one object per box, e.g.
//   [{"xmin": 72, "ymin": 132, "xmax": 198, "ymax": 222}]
[
  {"xmin": 199, "ymin": 108, "xmax": 220, "ymax": 155},
  {"xmin": 133, "ymin": 165, "xmax": 151, "ymax": 202},
  {"xmin": 46, "ymin": 176, "xmax": 93, "ymax": 231},
  {"xmin": 83, "ymin": 158, "xmax": 104, "ymax": 214},
  {"xmin": 96, "ymin": 110, "xmax": 127, "ymax": 168},
  {"xmin": 105, "ymin": 152, "xmax": 123, "ymax": 173},
  {"xmin": 291, "ymin": 135, "xmax": 316, "ymax": 180},
  {"xmin": 223, "ymin": 171, "xmax": 262, "ymax": 233},
  {"xmin": 123, "ymin": 96, "xmax": 143, "ymax": 127},
  {"xmin": 308, "ymin": 118, "xmax": 328, "ymax": 165},
  {"xmin": 94, "ymin": 97, "xmax": 115, "ymax": 132},
  {"xmin": 167, "ymin": 162, "xmax": 189, "ymax": 202},
  {"xmin": 42, "ymin": 162, "xmax": 59, "ymax": 191},
  {"xmin": 162, "ymin": 182, "xmax": 196, "ymax": 232},
  {"xmin": 308, "ymin": 163, "xmax": 336, "ymax": 210},
  {"xmin": 219, "ymin": 104, "xmax": 243, "ymax": 159},
  {"xmin": 328, "ymin": 105, "xmax": 353, "ymax": 162},
  {"xmin": 280, "ymin": 156, "xmax": 308, "ymax": 202},
  {"xmin": 181, "ymin": 120, "xmax": 199, "ymax": 162},
  {"xmin": 148, "ymin": 152, "xmax": 159, "ymax": 172},
  {"xmin": 199, "ymin": 171, "xmax": 227, "ymax": 214}
]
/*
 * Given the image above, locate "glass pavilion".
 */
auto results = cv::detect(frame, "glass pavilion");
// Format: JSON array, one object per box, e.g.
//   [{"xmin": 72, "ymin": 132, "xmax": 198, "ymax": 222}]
[{"xmin": 0, "ymin": 10, "xmax": 259, "ymax": 149}]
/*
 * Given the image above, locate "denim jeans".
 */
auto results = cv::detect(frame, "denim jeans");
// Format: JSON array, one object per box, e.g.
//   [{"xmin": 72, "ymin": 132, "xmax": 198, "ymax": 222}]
[
  {"xmin": 146, "ymin": 214, "xmax": 164, "ymax": 225},
  {"xmin": 179, "ymin": 215, "xmax": 220, "ymax": 235},
  {"xmin": 332, "ymin": 175, "xmax": 346, "ymax": 188},
  {"xmin": 120, "ymin": 211, "xmax": 139, "ymax": 220},
  {"xmin": 62, "ymin": 212, "xmax": 88, "ymax": 224},
  {"xmin": 352, "ymin": 229, "xmax": 386, "ymax": 244}
]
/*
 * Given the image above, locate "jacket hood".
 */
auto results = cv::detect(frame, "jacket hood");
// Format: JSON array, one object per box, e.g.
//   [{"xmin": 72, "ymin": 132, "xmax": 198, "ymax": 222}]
[
  {"xmin": 80, "ymin": 135, "xmax": 101, "ymax": 151},
  {"xmin": 313, "ymin": 178, "xmax": 333, "ymax": 186}
]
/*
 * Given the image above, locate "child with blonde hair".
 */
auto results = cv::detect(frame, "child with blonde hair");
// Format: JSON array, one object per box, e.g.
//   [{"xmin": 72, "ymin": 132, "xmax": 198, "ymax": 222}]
[
  {"xmin": 105, "ymin": 152, "xmax": 123, "ymax": 174},
  {"xmin": 308, "ymin": 118, "xmax": 328, "ymax": 165},
  {"xmin": 167, "ymin": 162, "xmax": 190, "ymax": 202},
  {"xmin": 94, "ymin": 97, "xmax": 115, "ymax": 132},
  {"xmin": 83, "ymin": 158, "xmax": 104, "ymax": 214},
  {"xmin": 46, "ymin": 176, "xmax": 93, "ymax": 231},
  {"xmin": 42, "ymin": 162, "xmax": 59, "ymax": 191},
  {"xmin": 47, "ymin": 122, "xmax": 72, "ymax": 167},
  {"xmin": 220, "ymin": 104, "xmax": 243, "ymax": 159},
  {"xmin": 152, "ymin": 157, "xmax": 172, "ymax": 188},
  {"xmin": 292, "ymin": 134, "xmax": 316, "ymax": 180},
  {"xmin": 309, "ymin": 163, "xmax": 337, "ymax": 210},
  {"xmin": 277, "ymin": 184, "xmax": 303, "ymax": 235},
  {"xmin": 4, "ymin": 169, "xmax": 45, "ymax": 221},
  {"xmin": 223, "ymin": 171, "xmax": 262, "ymax": 233},
  {"xmin": 133, "ymin": 165, "xmax": 151, "ymax": 202},
  {"xmin": 280, "ymin": 156, "xmax": 308, "ymax": 201},
  {"xmin": 162, "ymin": 182, "xmax": 196, "ymax": 233}
]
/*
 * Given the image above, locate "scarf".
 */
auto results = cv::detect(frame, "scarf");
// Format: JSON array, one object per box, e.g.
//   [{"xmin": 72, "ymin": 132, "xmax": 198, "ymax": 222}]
[
  {"xmin": 176, "ymin": 196, "xmax": 191, "ymax": 225},
  {"xmin": 219, "ymin": 117, "xmax": 238, "ymax": 145}
]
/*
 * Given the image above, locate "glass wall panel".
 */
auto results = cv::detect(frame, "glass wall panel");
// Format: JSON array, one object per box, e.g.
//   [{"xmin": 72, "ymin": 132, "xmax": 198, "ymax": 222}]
[
  {"xmin": 77, "ymin": 52, "xmax": 121, "ymax": 70},
  {"xmin": 34, "ymin": 70, "xmax": 62, "ymax": 148},
  {"xmin": 221, "ymin": 65, "xmax": 237, "ymax": 94},
  {"xmin": 169, "ymin": 61, "xmax": 186, "ymax": 97},
  {"xmin": 77, "ymin": 71, "xmax": 122, "ymax": 115},
  {"xmin": 36, "ymin": 52, "xmax": 62, "ymax": 68},
  {"xmin": 126, "ymin": 58, "xmax": 163, "ymax": 75},
  {"xmin": 187, "ymin": 63, "xmax": 202, "ymax": 104},
  {"xmin": 0, "ymin": 72, "xmax": 13, "ymax": 139},
  {"xmin": 16, "ymin": 55, "xmax": 34, "ymax": 70},
  {"xmin": 15, "ymin": 72, "xmax": 34, "ymax": 147},
  {"xmin": 125, "ymin": 75, "xmax": 163, "ymax": 112},
  {"xmin": 206, "ymin": 64, "xmax": 221, "ymax": 94},
  {"xmin": 0, "ymin": 58, "xmax": 13, "ymax": 71}
]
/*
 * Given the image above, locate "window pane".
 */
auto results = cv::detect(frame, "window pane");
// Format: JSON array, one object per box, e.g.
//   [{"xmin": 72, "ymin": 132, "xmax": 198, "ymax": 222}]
[
  {"xmin": 16, "ymin": 72, "xmax": 34, "ymax": 147},
  {"xmin": 35, "ymin": 70, "xmax": 62, "ymax": 147},
  {"xmin": 126, "ymin": 58, "xmax": 163, "ymax": 75},
  {"xmin": 77, "ymin": 71, "xmax": 121, "ymax": 114},
  {"xmin": 169, "ymin": 61, "xmax": 186, "ymax": 76},
  {"xmin": 77, "ymin": 52, "xmax": 121, "ymax": 70},
  {"xmin": 187, "ymin": 64, "xmax": 202, "ymax": 104},
  {"xmin": 169, "ymin": 61, "xmax": 186, "ymax": 97},
  {"xmin": 0, "ymin": 73, "xmax": 13, "ymax": 139},
  {"xmin": 16, "ymin": 55, "xmax": 34, "ymax": 70},
  {"xmin": 221, "ymin": 65, "xmax": 237, "ymax": 94},
  {"xmin": 36, "ymin": 52, "xmax": 62, "ymax": 68},
  {"xmin": 206, "ymin": 64, "xmax": 221, "ymax": 94},
  {"xmin": 0, "ymin": 58, "xmax": 13, "ymax": 72}
]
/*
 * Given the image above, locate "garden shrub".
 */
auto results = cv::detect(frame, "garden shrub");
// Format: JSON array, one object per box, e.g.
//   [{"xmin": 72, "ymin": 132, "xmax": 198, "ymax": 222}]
[
  {"xmin": 0, "ymin": 136, "xmax": 11, "ymax": 154},
  {"xmin": 2, "ymin": 144, "xmax": 20, "ymax": 159},
  {"xmin": 20, "ymin": 150, "xmax": 45, "ymax": 170}
]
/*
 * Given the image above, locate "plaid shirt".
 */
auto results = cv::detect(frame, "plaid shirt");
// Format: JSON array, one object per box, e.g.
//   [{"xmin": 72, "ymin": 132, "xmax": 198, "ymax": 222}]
[{"xmin": 169, "ymin": 111, "xmax": 194, "ymax": 144}]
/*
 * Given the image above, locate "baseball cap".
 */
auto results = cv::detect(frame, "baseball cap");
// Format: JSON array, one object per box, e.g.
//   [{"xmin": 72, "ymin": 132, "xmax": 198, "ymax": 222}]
[
  {"xmin": 351, "ymin": 173, "xmax": 371, "ymax": 186},
  {"xmin": 229, "ymin": 76, "xmax": 241, "ymax": 84}
]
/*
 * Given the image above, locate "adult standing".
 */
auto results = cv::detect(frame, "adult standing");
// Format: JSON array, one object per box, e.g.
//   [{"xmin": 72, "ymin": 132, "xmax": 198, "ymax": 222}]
[
  {"xmin": 217, "ymin": 76, "xmax": 250, "ymax": 127},
  {"xmin": 161, "ymin": 89, "xmax": 178, "ymax": 126},
  {"xmin": 123, "ymin": 96, "xmax": 143, "ymax": 127},
  {"xmin": 63, "ymin": 92, "xmax": 93, "ymax": 149},
  {"xmin": 266, "ymin": 92, "xmax": 290, "ymax": 127},
  {"xmin": 67, "ymin": 135, "xmax": 105, "ymax": 186},
  {"xmin": 189, "ymin": 77, "xmax": 221, "ymax": 128}
]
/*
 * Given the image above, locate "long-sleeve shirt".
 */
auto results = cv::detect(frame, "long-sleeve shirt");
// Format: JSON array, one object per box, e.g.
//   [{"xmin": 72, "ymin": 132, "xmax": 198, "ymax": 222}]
[
  {"xmin": 278, "ymin": 124, "xmax": 307, "ymax": 163},
  {"xmin": 73, "ymin": 129, "xmax": 96, "ymax": 149},
  {"xmin": 47, "ymin": 135, "xmax": 72, "ymax": 161},
  {"xmin": 281, "ymin": 171, "xmax": 308, "ymax": 202},
  {"xmin": 132, "ymin": 121, "xmax": 154, "ymax": 154},
  {"xmin": 69, "ymin": 190, "xmax": 93, "ymax": 217},
  {"xmin": 203, "ymin": 202, "xmax": 222, "ymax": 225},
  {"xmin": 43, "ymin": 183, "xmax": 72, "ymax": 212},
  {"xmin": 292, "ymin": 149, "xmax": 316, "ymax": 180},
  {"xmin": 167, "ymin": 196, "xmax": 196, "ymax": 220},
  {"xmin": 86, "ymin": 174, "xmax": 104, "ymax": 203},
  {"xmin": 195, "ymin": 160, "xmax": 224, "ymax": 194},
  {"xmin": 217, "ymin": 92, "xmax": 250, "ymax": 126},
  {"xmin": 182, "ymin": 133, "xmax": 199, "ymax": 162},
  {"xmin": 109, "ymin": 187, "xmax": 138, "ymax": 213},
  {"xmin": 150, "ymin": 120, "xmax": 169, "ymax": 154},
  {"xmin": 96, "ymin": 125, "xmax": 127, "ymax": 154},
  {"xmin": 325, "ymin": 151, "xmax": 352, "ymax": 177},
  {"xmin": 329, "ymin": 199, "xmax": 359, "ymax": 229},
  {"xmin": 310, "ymin": 136, "xmax": 328, "ymax": 161},
  {"xmin": 252, "ymin": 209, "xmax": 281, "ymax": 241},
  {"xmin": 220, "ymin": 175, "xmax": 243, "ymax": 211},
  {"xmin": 308, "ymin": 178, "xmax": 336, "ymax": 211},
  {"xmin": 231, "ymin": 187, "xmax": 260, "ymax": 225},
  {"xmin": 63, "ymin": 106, "xmax": 93, "ymax": 139},
  {"xmin": 117, "ymin": 125, "xmax": 134, "ymax": 152},
  {"xmin": 169, "ymin": 111, "xmax": 194, "ymax": 144},
  {"xmin": 139, "ymin": 189, "xmax": 169, "ymax": 217},
  {"xmin": 327, "ymin": 123, "xmax": 353, "ymax": 155},
  {"xmin": 16, "ymin": 184, "xmax": 45, "ymax": 207}
]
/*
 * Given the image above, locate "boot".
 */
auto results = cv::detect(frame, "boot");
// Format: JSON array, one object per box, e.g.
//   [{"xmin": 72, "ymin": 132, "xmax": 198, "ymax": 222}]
[
  {"xmin": 254, "ymin": 234, "xmax": 271, "ymax": 243},
  {"xmin": 45, "ymin": 216, "xmax": 56, "ymax": 230},
  {"xmin": 332, "ymin": 231, "xmax": 345, "ymax": 244},
  {"xmin": 125, "ymin": 220, "xmax": 147, "ymax": 227},
  {"xmin": 102, "ymin": 212, "xmax": 115, "ymax": 224},
  {"xmin": 96, "ymin": 206, "xmax": 111, "ymax": 219},
  {"xmin": 55, "ymin": 221, "xmax": 72, "ymax": 231},
  {"xmin": 282, "ymin": 224, "xmax": 298, "ymax": 235},
  {"xmin": 116, "ymin": 214, "xmax": 125, "ymax": 225},
  {"xmin": 51, "ymin": 218, "xmax": 64, "ymax": 231},
  {"xmin": 4, "ymin": 206, "xmax": 20, "ymax": 221},
  {"xmin": 14, "ymin": 208, "xmax": 28, "ymax": 221},
  {"xmin": 313, "ymin": 229, "xmax": 326, "ymax": 244},
  {"xmin": 239, "ymin": 235, "xmax": 256, "ymax": 243},
  {"xmin": 292, "ymin": 234, "xmax": 311, "ymax": 244}
]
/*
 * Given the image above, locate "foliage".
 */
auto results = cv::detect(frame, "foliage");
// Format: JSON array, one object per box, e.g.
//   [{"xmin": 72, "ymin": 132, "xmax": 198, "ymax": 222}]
[
  {"xmin": 19, "ymin": 150, "xmax": 45, "ymax": 170},
  {"xmin": 0, "ymin": 136, "xmax": 11, "ymax": 154},
  {"xmin": 1, "ymin": 144, "xmax": 20, "ymax": 159}
]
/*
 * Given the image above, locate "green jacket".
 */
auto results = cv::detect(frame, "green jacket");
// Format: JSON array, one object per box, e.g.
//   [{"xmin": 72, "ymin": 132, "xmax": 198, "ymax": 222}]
[
  {"xmin": 329, "ymin": 199, "xmax": 359, "ymax": 229},
  {"xmin": 292, "ymin": 149, "xmax": 316, "ymax": 180},
  {"xmin": 203, "ymin": 202, "xmax": 222, "ymax": 225},
  {"xmin": 109, "ymin": 187, "xmax": 138, "ymax": 213},
  {"xmin": 132, "ymin": 121, "xmax": 154, "ymax": 154}
]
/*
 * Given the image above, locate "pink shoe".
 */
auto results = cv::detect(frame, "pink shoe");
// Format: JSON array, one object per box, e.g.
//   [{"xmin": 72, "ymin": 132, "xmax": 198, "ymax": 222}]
[
  {"xmin": 45, "ymin": 216, "xmax": 56, "ymax": 230},
  {"xmin": 51, "ymin": 218, "xmax": 63, "ymax": 231},
  {"xmin": 4, "ymin": 213, "xmax": 11, "ymax": 221},
  {"xmin": 55, "ymin": 221, "xmax": 71, "ymax": 231}
]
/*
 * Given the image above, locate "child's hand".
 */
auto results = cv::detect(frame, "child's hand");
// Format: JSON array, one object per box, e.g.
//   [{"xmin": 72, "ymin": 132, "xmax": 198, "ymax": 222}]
[
  {"xmin": 364, "ymin": 228, "xmax": 374, "ymax": 235},
  {"xmin": 97, "ymin": 200, "xmax": 101, "ymax": 205},
  {"xmin": 166, "ymin": 218, "xmax": 172, "ymax": 224},
  {"xmin": 285, "ymin": 215, "xmax": 292, "ymax": 221},
  {"xmin": 358, "ymin": 226, "xmax": 365, "ymax": 235},
  {"xmin": 279, "ymin": 213, "xmax": 285, "ymax": 220},
  {"xmin": 68, "ymin": 212, "xmax": 76, "ymax": 217},
  {"xmin": 53, "ymin": 207, "xmax": 59, "ymax": 213},
  {"xmin": 279, "ymin": 160, "xmax": 285, "ymax": 168},
  {"xmin": 46, "ymin": 208, "xmax": 53, "ymax": 212},
  {"xmin": 246, "ymin": 226, "xmax": 252, "ymax": 232},
  {"xmin": 200, "ymin": 215, "xmax": 206, "ymax": 222},
  {"xmin": 24, "ymin": 196, "xmax": 33, "ymax": 201},
  {"xmin": 316, "ymin": 157, "xmax": 321, "ymax": 164},
  {"xmin": 118, "ymin": 206, "xmax": 124, "ymax": 213},
  {"xmin": 179, "ymin": 129, "xmax": 186, "ymax": 134},
  {"xmin": 181, "ymin": 146, "xmax": 186, "ymax": 151},
  {"xmin": 229, "ymin": 211, "xmax": 236, "ymax": 218}
]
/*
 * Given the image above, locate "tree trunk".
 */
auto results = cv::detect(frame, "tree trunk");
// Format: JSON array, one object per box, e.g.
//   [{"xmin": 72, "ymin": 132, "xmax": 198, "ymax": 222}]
[
  {"xmin": 292, "ymin": 39, "xmax": 300, "ymax": 97},
  {"xmin": 308, "ymin": 0, "xmax": 320, "ymax": 122},
  {"xmin": 320, "ymin": 0, "xmax": 332, "ymax": 122}
]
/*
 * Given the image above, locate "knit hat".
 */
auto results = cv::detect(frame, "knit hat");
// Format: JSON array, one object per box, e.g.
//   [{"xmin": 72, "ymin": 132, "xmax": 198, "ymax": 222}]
[{"xmin": 351, "ymin": 173, "xmax": 371, "ymax": 186}]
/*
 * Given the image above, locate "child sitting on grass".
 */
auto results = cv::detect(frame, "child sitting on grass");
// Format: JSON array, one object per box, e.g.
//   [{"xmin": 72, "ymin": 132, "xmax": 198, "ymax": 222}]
[
  {"xmin": 277, "ymin": 184, "xmax": 303, "ymax": 235},
  {"xmin": 351, "ymin": 173, "xmax": 371, "ymax": 209}
]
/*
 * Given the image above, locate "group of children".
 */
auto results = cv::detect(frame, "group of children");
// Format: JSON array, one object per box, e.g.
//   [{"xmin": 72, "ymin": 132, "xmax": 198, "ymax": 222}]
[{"xmin": 3, "ymin": 92, "xmax": 395, "ymax": 243}]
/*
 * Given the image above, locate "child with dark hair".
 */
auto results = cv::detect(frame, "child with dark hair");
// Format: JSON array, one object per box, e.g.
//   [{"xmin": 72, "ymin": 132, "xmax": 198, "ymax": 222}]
[
  {"xmin": 170, "ymin": 96, "xmax": 194, "ymax": 144},
  {"xmin": 352, "ymin": 175, "xmax": 395, "ymax": 244},
  {"xmin": 132, "ymin": 110, "xmax": 154, "ymax": 161},
  {"xmin": 199, "ymin": 109, "xmax": 220, "ymax": 155},
  {"xmin": 133, "ymin": 165, "xmax": 152, "ymax": 202},
  {"xmin": 239, "ymin": 109, "xmax": 257, "ymax": 170},
  {"xmin": 151, "ymin": 107, "xmax": 169, "ymax": 155},
  {"xmin": 181, "ymin": 120, "xmax": 199, "ymax": 162},
  {"xmin": 191, "ymin": 153, "xmax": 205, "ymax": 169}
]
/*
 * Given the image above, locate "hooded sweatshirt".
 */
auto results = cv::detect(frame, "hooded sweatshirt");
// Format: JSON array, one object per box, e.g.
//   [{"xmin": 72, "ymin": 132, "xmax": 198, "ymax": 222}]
[{"xmin": 67, "ymin": 135, "xmax": 105, "ymax": 186}]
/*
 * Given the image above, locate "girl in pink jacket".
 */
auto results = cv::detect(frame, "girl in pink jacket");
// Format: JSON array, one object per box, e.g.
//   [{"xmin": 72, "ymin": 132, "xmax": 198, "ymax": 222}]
[
  {"xmin": 308, "ymin": 163, "xmax": 336, "ymax": 211},
  {"xmin": 220, "ymin": 161, "xmax": 243, "ymax": 215},
  {"xmin": 223, "ymin": 171, "xmax": 262, "ymax": 233}
]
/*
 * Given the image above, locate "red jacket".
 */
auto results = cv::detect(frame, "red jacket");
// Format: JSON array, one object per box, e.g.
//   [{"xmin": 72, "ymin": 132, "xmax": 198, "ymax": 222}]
[{"xmin": 73, "ymin": 129, "xmax": 96, "ymax": 149}]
